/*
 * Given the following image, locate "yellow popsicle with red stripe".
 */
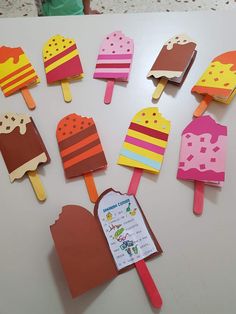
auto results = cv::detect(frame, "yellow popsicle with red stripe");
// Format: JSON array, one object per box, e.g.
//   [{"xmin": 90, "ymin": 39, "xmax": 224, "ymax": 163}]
[
  {"xmin": 0, "ymin": 46, "xmax": 39, "ymax": 97},
  {"xmin": 118, "ymin": 107, "xmax": 171, "ymax": 173},
  {"xmin": 43, "ymin": 35, "xmax": 83, "ymax": 84}
]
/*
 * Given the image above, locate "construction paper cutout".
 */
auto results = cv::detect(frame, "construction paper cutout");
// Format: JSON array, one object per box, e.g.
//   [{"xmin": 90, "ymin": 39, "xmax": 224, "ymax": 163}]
[
  {"xmin": 97, "ymin": 190, "xmax": 158, "ymax": 270},
  {"xmin": 50, "ymin": 188, "xmax": 162, "ymax": 298},
  {"xmin": 147, "ymin": 34, "xmax": 197, "ymax": 84},
  {"xmin": 43, "ymin": 34, "xmax": 83, "ymax": 84},
  {"xmin": 0, "ymin": 46, "xmax": 40, "ymax": 97},
  {"xmin": 50, "ymin": 204, "xmax": 118, "ymax": 298},
  {"xmin": 94, "ymin": 31, "xmax": 134, "ymax": 81},
  {"xmin": 118, "ymin": 107, "xmax": 170, "ymax": 174},
  {"xmin": 56, "ymin": 113, "xmax": 107, "ymax": 179},
  {"xmin": 177, "ymin": 115, "xmax": 227, "ymax": 186},
  {"xmin": 192, "ymin": 51, "xmax": 236, "ymax": 104},
  {"xmin": 94, "ymin": 31, "xmax": 134, "ymax": 104},
  {"xmin": 0, "ymin": 113, "xmax": 50, "ymax": 182}
]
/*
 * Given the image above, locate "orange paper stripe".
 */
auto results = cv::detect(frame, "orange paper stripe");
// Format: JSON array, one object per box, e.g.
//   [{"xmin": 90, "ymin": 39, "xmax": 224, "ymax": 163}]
[
  {"xmin": 63, "ymin": 144, "xmax": 103, "ymax": 169},
  {"xmin": 4, "ymin": 76, "xmax": 38, "ymax": 96},
  {"xmin": 60, "ymin": 133, "xmax": 99, "ymax": 157},
  {"xmin": 1, "ymin": 69, "xmax": 35, "ymax": 90},
  {"xmin": 0, "ymin": 63, "xmax": 31, "ymax": 85}
]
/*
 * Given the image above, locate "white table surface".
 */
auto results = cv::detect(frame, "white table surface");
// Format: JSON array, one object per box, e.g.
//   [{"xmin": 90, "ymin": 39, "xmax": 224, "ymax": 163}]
[{"xmin": 0, "ymin": 10, "xmax": 236, "ymax": 314}]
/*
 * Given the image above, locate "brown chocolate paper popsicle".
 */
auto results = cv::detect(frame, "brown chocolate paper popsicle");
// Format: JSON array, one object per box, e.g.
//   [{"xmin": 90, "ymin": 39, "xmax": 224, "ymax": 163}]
[
  {"xmin": 50, "ymin": 188, "xmax": 162, "ymax": 307},
  {"xmin": 147, "ymin": 34, "xmax": 197, "ymax": 99},
  {"xmin": 0, "ymin": 113, "xmax": 50, "ymax": 201},
  {"xmin": 56, "ymin": 113, "xmax": 107, "ymax": 203}
]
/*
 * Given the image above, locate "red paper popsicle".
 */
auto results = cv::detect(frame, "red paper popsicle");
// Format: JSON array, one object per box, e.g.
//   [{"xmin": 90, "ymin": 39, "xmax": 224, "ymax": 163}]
[
  {"xmin": 147, "ymin": 34, "xmax": 197, "ymax": 100},
  {"xmin": 177, "ymin": 116, "xmax": 227, "ymax": 215},
  {"xmin": 43, "ymin": 35, "xmax": 84, "ymax": 102},
  {"xmin": 93, "ymin": 31, "xmax": 134, "ymax": 104},
  {"xmin": 56, "ymin": 113, "xmax": 107, "ymax": 203}
]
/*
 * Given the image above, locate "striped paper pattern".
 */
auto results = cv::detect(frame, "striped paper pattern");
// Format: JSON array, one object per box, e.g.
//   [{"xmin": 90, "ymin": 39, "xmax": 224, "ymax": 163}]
[
  {"xmin": 44, "ymin": 44, "xmax": 83, "ymax": 84},
  {"xmin": 0, "ymin": 49, "xmax": 39, "ymax": 96},
  {"xmin": 94, "ymin": 53, "xmax": 133, "ymax": 80},
  {"xmin": 118, "ymin": 122, "xmax": 169, "ymax": 173},
  {"xmin": 57, "ymin": 114, "xmax": 107, "ymax": 178}
]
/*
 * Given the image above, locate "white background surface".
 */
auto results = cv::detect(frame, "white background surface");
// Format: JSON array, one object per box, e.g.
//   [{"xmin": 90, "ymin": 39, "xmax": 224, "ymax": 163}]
[{"xmin": 0, "ymin": 11, "xmax": 236, "ymax": 314}]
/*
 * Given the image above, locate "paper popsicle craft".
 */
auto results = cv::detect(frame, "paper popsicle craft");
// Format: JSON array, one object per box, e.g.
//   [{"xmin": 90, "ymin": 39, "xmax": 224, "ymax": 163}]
[
  {"xmin": 147, "ymin": 34, "xmax": 197, "ymax": 100},
  {"xmin": 93, "ymin": 31, "xmax": 134, "ymax": 104},
  {"xmin": 118, "ymin": 107, "xmax": 171, "ymax": 195},
  {"xmin": 0, "ymin": 113, "xmax": 50, "ymax": 201},
  {"xmin": 50, "ymin": 189, "xmax": 163, "ymax": 308},
  {"xmin": 43, "ymin": 35, "xmax": 84, "ymax": 103},
  {"xmin": 177, "ymin": 116, "xmax": 227, "ymax": 215},
  {"xmin": 192, "ymin": 51, "xmax": 236, "ymax": 117},
  {"xmin": 56, "ymin": 113, "xmax": 107, "ymax": 203},
  {"xmin": 0, "ymin": 46, "xmax": 40, "ymax": 110}
]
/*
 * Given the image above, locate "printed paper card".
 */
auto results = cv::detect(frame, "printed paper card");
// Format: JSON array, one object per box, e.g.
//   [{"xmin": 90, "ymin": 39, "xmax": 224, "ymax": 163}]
[{"xmin": 97, "ymin": 190, "xmax": 158, "ymax": 270}]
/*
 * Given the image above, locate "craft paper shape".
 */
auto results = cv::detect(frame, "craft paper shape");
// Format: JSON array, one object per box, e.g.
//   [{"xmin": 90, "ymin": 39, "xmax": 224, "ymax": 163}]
[
  {"xmin": 50, "ymin": 188, "xmax": 162, "ymax": 307},
  {"xmin": 118, "ymin": 107, "xmax": 171, "ymax": 195},
  {"xmin": 0, "ymin": 113, "xmax": 50, "ymax": 201},
  {"xmin": 43, "ymin": 34, "xmax": 84, "ymax": 102},
  {"xmin": 0, "ymin": 46, "xmax": 40, "ymax": 109},
  {"xmin": 192, "ymin": 51, "xmax": 236, "ymax": 116},
  {"xmin": 56, "ymin": 113, "xmax": 107, "ymax": 203},
  {"xmin": 177, "ymin": 115, "xmax": 227, "ymax": 215},
  {"xmin": 93, "ymin": 31, "xmax": 134, "ymax": 104},
  {"xmin": 147, "ymin": 34, "xmax": 197, "ymax": 100}
]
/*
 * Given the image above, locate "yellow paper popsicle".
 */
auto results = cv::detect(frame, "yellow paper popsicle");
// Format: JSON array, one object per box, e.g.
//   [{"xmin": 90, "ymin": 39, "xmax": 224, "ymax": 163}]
[
  {"xmin": 192, "ymin": 51, "xmax": 236, "ymax": 104},
  {"xmin": 118, "ymin": 107, "xmax": 171, "ymax": 174},
  {"xmin": 0, "ymin": 46, "xmax": 39, "ymax": 97}
]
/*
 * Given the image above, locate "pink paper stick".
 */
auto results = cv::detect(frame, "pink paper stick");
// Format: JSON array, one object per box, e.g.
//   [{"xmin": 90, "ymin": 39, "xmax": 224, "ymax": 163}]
[
  {"xmin": 135, "ymin": 260, "xmax": 163, "ymax": 308},
  {"xmin": 127, "ymin": 168, "xmax": 143, "ymax": 195},
  {"xmin": 104, "ymin": 79, "xmax": 115, "ymax": 104},
  {"xmin": 193, "ymin": 180, "xmax": 204, "ymax": 215},
  {"xmin": 127, "ymin": 168, "xmax": 163, "ymax": 308}
]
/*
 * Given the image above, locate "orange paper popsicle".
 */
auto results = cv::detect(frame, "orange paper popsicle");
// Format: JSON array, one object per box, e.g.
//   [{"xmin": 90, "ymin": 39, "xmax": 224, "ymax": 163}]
[
  {"xmin": 192, "ymin": 51, "xmax": 236, "ymax": 117},
  {"xmin": 147, "ymin": 34, "xmax": 197, "ymax": 100},
  {"xmin": 56, "ymin": 113, "xmax": 107, "ymax": 203},
  {"xmin": 0, "ymin": 46, "xmax": 40, "ymax": 109},
  {"xmin": 43, "ymin": 35, "xmax": 84, "ymax": 103}
]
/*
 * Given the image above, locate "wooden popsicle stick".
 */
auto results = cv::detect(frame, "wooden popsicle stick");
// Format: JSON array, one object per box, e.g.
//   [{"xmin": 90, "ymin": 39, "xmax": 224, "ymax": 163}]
[
  {"xmin": 27, "ymin": 170, "xmax": 46, "ymax": 201},
  {"xmin": 104, "ymin": 79, "xmax": 115, "ymax": 104},
  {"xmin": 127, "ymin": 168, "xmax": 143, "ymax": 195},
  {"xmin": 135, "ymin": 260, "xmax": 163, "ymax": 308},
  {"xmin": 21, "ymin": 87, "xmax": 36, "ymax": 110},
  {"xmin": 193, "ymin": 180, "xmax": 204, "ymax": 215},
  {"xmin": 152, "ymin": 77, "xmax": 168, "ymax": 100},
  {"xmin": 61, "ymin": 80, "xmax": 72, "ymax": 103},
  {"xmin": 84, "ymin": 172, "xmax": 98, "ymax": 203},
  {"xmin": 193, "ymin": 94, "xmax": 213, "ymax": 117}
]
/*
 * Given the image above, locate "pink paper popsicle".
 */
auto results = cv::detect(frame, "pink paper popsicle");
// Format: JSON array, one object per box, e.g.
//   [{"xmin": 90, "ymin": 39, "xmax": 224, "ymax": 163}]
[
  {"xmin": 177, "ymin": 115, "xmax": 227, "ymax": 215},
  {"xmin": 94, "ymin": 31, "xmax": 134, "ymax": 104}
]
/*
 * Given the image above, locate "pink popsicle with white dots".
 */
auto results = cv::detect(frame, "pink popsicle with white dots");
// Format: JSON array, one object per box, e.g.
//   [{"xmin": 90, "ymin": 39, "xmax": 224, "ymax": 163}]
[
  {"xmin": 94, "ymin": 31, "xmax": 134, "ymax": 81},
  {"xmin": 177, "ymin": 116, "xmax": 227, "ymax": 186}
]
